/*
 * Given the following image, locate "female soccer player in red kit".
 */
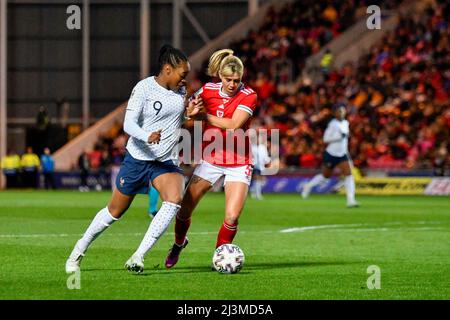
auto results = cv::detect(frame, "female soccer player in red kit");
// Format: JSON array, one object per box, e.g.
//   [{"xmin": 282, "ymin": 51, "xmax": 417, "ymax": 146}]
[{"xmin": 165, "ymin": 49, "xmax": 258, "ymax": 268}]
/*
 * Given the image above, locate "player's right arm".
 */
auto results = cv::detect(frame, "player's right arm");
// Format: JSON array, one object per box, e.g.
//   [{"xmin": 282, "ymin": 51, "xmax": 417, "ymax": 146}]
[
  {"xmin": 323, "ymin": 121, "xmax": 344, "ymax": 144},
  {"xmin": 123, "ymin": 83, "xmax": 161, "ymax": 144}
]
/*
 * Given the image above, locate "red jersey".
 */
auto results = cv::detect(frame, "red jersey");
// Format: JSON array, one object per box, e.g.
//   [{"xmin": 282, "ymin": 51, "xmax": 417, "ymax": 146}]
[{"xmin": 195, "ymin": 82, "xmax": 257, "ymax": 166}]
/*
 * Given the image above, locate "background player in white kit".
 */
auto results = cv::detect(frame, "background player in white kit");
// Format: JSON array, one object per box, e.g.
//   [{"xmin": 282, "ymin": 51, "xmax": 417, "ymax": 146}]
[
  {"xmin": 301, "ymin": 104, "xmax": 359, "ymax": 208},
  {"xmin": 65, "ymin": 45, "xmax": 203, "ymax": 273},
  {"xmin": 250, "ymin": 133, "xmax": 270, "ymax": 200}
]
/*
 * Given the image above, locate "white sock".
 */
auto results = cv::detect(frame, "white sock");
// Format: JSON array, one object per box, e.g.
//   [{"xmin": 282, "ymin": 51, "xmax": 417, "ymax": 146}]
[
  {"xmin": 76, "ymin": 207, "xmax": 118, "ymax": 254},
  {"xmin": 344, "ymin": 175, "xmax": 356, "ymax": 203},
  {"xmin": 307, "ymin": 174, "xmax": 327, "ymax": 188},
  {"xmin": 134, "ymin": 201, "xmax": 181, "ymax": 258}
]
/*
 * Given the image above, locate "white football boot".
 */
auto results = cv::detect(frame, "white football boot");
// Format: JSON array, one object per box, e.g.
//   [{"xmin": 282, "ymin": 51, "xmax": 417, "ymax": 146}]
[
  {"xmin": 65, "ymin": 242, "xmax": 85, "ymax": 273},
  {"xmin": 347, "ymin": 200, "xmax": 360, "ymax": 208},
  {"xmin": 124, "ymin": 254, "xmax": 145, "ymax": 274}
]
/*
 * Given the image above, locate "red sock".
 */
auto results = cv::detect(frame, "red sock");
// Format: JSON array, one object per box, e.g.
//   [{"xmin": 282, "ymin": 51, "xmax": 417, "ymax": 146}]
[
  {"xmin": 216, "ymin": 221, "xmax": 238, "ymax": 248},
  {"xmin": 175, "ymin": 215, "xmax": 191, "ymax": 246}
]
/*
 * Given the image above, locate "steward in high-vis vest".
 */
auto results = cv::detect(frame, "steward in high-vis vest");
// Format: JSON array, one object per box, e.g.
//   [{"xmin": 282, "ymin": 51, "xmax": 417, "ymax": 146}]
[
  {"xmin": 21, "ymin": 146, "xmax": 41, "ymax": 189},
  {"xmin": 1, "ymin": 150, "xmax": 21, "ymax": 188}
]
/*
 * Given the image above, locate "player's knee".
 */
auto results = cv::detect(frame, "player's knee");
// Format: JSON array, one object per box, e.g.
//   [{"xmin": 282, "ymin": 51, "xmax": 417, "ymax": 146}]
[
  {"xmin": 162, "ymin": 194, "xmax": 183, "ymax": 205},
  {"xmin": 181, "ymin": 192, "xmax": 197, "ymax": 208},
  {"xmin": 107, "ymin": 204, "xmax": 125, "ymax": 218}
]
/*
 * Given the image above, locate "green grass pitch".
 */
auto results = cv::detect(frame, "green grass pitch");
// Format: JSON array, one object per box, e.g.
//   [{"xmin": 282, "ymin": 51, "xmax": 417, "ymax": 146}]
[{"xmin": 0, "ymin": 191, "xmax": 449, "ymax": 300}]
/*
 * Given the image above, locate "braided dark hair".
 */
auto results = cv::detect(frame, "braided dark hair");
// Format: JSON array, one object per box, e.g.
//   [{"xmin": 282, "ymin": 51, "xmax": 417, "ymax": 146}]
[{"xmin": 158, "ymin": 44, "xmax": 188, "ymax": 72}]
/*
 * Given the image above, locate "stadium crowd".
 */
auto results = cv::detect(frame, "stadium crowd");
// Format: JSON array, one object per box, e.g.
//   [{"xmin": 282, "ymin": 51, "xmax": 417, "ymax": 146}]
[
  {"xmin": 88, "ymin": 0, "xmax": 448, "ymax": 175},
  {"xmin": 188, "ymin": 0, "xmax": 449, "ymax": 173},
  {"xmin": 254, "ymin": 0, "xmax": 449, "ymax": 172},
  {"xmin": 195, "ymin": 0, "xmax": 401, "ymax": 86}
]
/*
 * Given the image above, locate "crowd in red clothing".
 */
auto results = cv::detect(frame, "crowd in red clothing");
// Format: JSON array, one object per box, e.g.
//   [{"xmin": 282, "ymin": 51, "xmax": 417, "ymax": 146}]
[
  {"xmin": 280, "ymin": 1, "xmax": 448, "ymax": 172},
  {"xmin": 94, "ymin": 0, "xmax": 448, "ymax": 174},
  {"xmin": 225, "ymin": 0, "xmax": 448, "ymax": 173},
  {"xmin": 195, "ymin": 0, "xmax": 399, "ymax": 87}
]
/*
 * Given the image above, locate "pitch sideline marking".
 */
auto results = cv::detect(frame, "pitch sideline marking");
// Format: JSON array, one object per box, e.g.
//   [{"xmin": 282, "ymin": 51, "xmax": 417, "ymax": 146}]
[
  {"xmin": 279, "ymin": 221, "xmax": 446, "ymax": 233},
  {"xmin": 0, "ymin": 221, "xmax": 447, "ymax": 238}
]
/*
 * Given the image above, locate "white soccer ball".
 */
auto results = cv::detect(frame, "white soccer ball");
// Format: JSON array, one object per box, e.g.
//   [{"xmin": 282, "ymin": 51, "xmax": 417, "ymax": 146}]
[{"xmin": 212, "ymin": 244, "xmax": 245, "ymax": 274}]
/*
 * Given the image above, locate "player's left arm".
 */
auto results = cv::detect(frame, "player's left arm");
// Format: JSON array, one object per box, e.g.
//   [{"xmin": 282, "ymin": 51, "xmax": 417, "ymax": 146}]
[
  {"xmin": 185, "ymin": 95, "xmax": 204, "ymax": 119},
  {"xmin": 206, "ymin": 93, "xmax": 257, "ymax": 130}
]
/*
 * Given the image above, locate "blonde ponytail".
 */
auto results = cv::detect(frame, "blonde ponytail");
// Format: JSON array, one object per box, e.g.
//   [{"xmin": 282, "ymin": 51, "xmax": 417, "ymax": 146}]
[{"xmin": 207, "ymin": 49, "xmax": 244, "ymax": 78}]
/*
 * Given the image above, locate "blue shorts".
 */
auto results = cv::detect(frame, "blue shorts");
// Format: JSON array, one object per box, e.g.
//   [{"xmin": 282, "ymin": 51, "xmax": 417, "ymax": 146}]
[
  {"xmin": 323, "ymin": 151, "xmax": 348, "ymax": 169},
  {"xmin": 115, "ymin": 151, "xmax": 183, "ymax": 196}
]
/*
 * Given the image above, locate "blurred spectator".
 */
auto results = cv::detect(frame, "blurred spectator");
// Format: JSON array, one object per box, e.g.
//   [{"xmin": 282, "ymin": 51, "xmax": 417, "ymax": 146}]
[
  {"xmin": 89, "ymin": 144, "xmax": 103, "ymax": 170},
  {"xmin": 433, "ymin": 143, "xmax": 448, "ymax": 176},
  {"xmin": 78, "ymin": 150, "xmax": 90, "ymax": 192},
  {"xmin": 21, "ymin": 147, "xmax": 40, "ymax": 189},
  {"xmin": 323, "ymin": 3, "xmax": 338, "ymax": 23},
  {"xmin": 110, "ymin": 147, "xmax": 124, "ymax": 190},
  {"xmin": 106, "ymin": 121, "xmax": 122, "ymax": 141},
  {"xmin": 56, "ymin": 98, "xmax": 70, "ymax": 129},
  {"xmin": 36, "ymin": 106, "xmax": 50, "ymax": 131},
  {"xmin": 96, "ymin": 149, "xmax": 112, "ymax": 191},
  {"xmin": 40, "ymin": 147, "xmax": 55, "ymax": 190},
  {"xmin": 1, "ymin": 150, "xmax": 21, "ymax": 189},
  {"xmin": 320, "ymin": 48, "xmax": 333, "ymax": 73}
]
